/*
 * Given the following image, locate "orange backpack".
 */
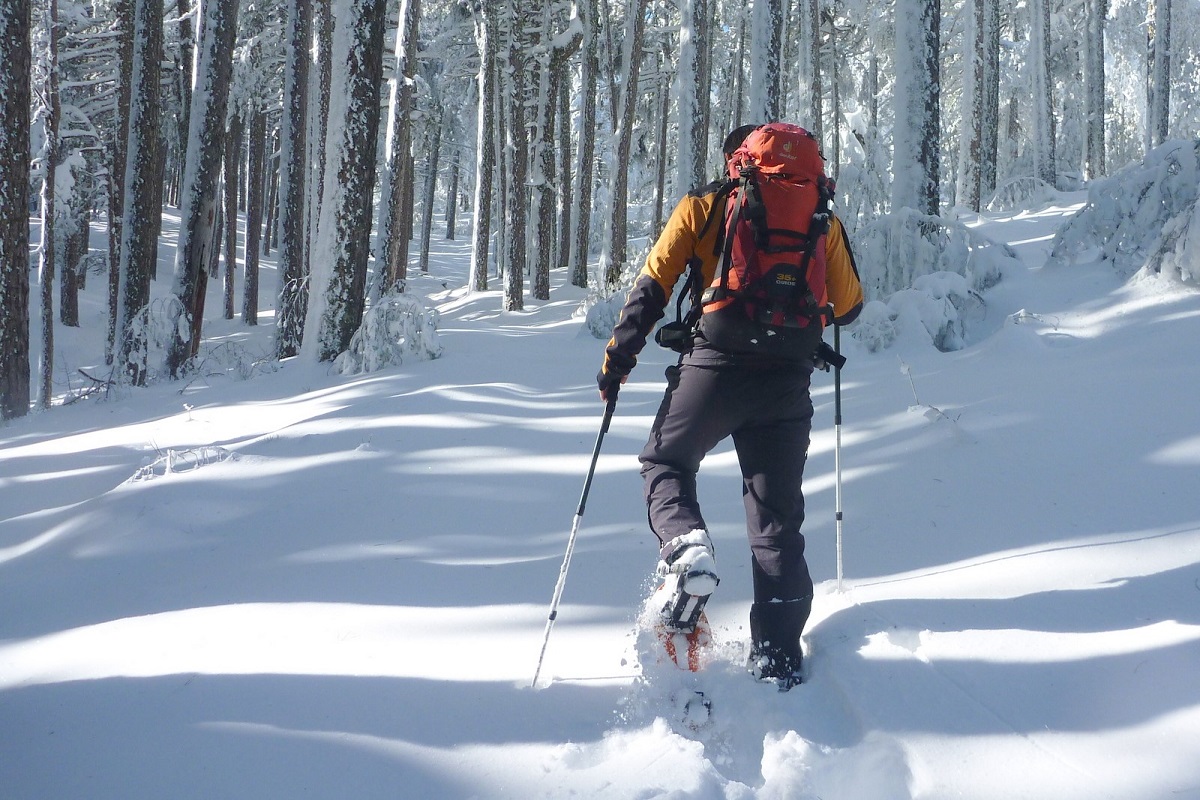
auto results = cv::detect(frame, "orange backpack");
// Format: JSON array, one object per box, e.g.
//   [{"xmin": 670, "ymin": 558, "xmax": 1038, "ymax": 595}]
[{"xmin": 697, "ymin": 123, "xmax": 834, "ymax": 360}]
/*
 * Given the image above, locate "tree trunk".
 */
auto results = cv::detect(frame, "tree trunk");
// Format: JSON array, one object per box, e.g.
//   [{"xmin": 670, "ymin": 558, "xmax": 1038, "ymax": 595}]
[
  {"xmin": 602, "ymin": 0, "xmax": 650, "ymax": 289},
  {"xmin": 502, "ymin": 5, "xmax": 529, "ymax": 311},
  {"xmin": 750, "ymin": 0, "xmax": 783, "ymax": 122},
  {"xmin": 106, "ymin": 0, "xmax": 134, "ymax": 365},
  {"xmin": 38, "ymin": 0, "xmax": 60, "ymax": 408},
  {"xmin": 175, "ymin": 0, "xmax": 193, "ymax": 204},
  {"xmin": 0, "ymin": 0, "xmax": 31, "ymax": 419},
  {"xmin": 242, "ymin": 106, "xmax": 266, "ymax": 325},
  {"xmin": 801, "ymin": 0, "xmax": 822, "ymax": 146},
  {"xmin": 469, "ymin": 2, "xmax": 496, "ymax": 292},
  {"xmin": 275, "ymin": 0, "xmax": 311, "ymax": 358},
  {"xmin": 1149, "ymin": 0, "xmax": 1171, "ymax": 147},
  {"xmin": 223, "ymin": 110, "xmax": 242, "ymax": 320},
  {"xmin": 305, "ymin": 0, "xmax": 333, "ymax": 309},
  {"xmin": 166, "ymin": 0, "xmax": 240, "ymax": 377},
  {"xmin": 979, "ymin": 0, "xmax": 999, "ymax": 200},
  {"xmin": 303, "ymin": 0, "xmax": 386, "ymax": 361},
  {"xmin": 445, "ymin": 117, "xmax": 461, "ymax": 241},
  {"xmin": 1029, "ymin": 0, "xmax": 1055, "ymax": 187},
  {"xmin": 379, "ymin": 0, "xmax": 421, "ymax": 293},
  {"xmin": 417, "ymin": 108, "xmax": 444, "ymax": 275},
  {"xmin": 530, "ymin": 4, "xmax": 582, "ymax": 302},
  {"xmin": 568, "ymin": 0, "xmax": 598, "ymax": 289},
  {"xmin": 891, "ymin": 0, "xmax": 940, "ymax": 216},
  {"xmin": 1084, "ymin": 0, "xmax": 1106, "ymax": 179},
  {"xmin": 957, "ymin": 0, "xmax": 985, "ymax": 211},
  {"xmin": 115, "ymin": 0, "xmax": 164, "ymax": 385}
]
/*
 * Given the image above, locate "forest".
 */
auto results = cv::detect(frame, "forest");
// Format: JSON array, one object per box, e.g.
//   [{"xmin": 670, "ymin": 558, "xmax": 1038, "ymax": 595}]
[{"xmin": 0, "ymin": 0, "xmax": 1197, "ymax": 420}]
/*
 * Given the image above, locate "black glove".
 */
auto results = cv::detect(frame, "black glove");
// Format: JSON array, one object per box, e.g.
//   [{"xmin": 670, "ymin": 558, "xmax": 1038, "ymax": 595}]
[{"xmin": 597, "ymin": 368, "xmax": 625, "ymax": 400}]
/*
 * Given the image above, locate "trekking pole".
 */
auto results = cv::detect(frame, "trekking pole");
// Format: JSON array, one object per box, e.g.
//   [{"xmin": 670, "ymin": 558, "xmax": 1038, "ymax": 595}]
[
  {"xmin": 833, "ymin": 316, "xmax": 846, "ymax": 593},
  {"xmin": 531, "ymin": 389, "xmax": 619, "ymax": 688}
]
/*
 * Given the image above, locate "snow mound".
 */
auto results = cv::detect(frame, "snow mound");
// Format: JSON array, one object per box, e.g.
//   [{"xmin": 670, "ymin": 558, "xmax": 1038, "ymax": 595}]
[{"xmin": 1049, "ymin": 138, "xmax": 1200, "ymax": 284}]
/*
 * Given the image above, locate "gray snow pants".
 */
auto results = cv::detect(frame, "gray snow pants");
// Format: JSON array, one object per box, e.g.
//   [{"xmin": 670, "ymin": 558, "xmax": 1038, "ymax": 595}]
[{"xmin": 639, "ymin": 361, "xmax": 816, "ymax": 606}]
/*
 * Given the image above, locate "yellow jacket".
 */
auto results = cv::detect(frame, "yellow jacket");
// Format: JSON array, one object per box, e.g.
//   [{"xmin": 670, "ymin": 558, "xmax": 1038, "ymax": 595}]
[{"xmin": 603, "ymin": 180, "xmax": 864, "ymax": 377}]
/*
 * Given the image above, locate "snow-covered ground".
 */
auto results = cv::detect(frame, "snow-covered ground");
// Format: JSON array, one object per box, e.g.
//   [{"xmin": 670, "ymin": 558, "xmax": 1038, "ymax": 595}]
[{"xmin": 2, "ymin": 195, "xmax": 1199, "ymax": 799}]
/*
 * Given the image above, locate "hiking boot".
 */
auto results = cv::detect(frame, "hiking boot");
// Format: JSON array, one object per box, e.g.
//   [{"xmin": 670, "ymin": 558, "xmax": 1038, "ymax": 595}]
[
  {"xmin": 747, "ymin": 644, "xmax": 804, "ymax": 690},
  {"xmin": 650, "ymin": 529, "xmax": 719, "ymax": 631},
  {"xmin": 747, "ymin": 598, "xmax": 810, "ymax": 691}
]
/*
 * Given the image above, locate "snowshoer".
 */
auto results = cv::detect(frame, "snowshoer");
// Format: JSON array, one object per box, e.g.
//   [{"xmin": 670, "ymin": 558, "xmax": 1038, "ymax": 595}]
[{"xmin": 598, "ymin": 123, "xmax": 865, "ymax": 689}]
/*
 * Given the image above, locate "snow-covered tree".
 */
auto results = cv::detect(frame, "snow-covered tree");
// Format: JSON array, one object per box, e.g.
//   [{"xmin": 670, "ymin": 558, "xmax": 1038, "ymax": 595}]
[
  {"xmin": 529, "ymin": 1, "xmax": 582, "ymax": 301},
  {"xmin": 567, "ymin": 0, "xmax": 599, "ymax": 289},
  {"xmin": 599, "ymin": 0, "xmax": 649, "ymax": 289},
  {"xmin": 35, "ymin": 0, "xmax": 62, "ymax": 408},
  {"xmin": 1029, "ymin": 0, "xmax": 1056, "ymax": 187},
  {"xmin": 302, "ymin": 0, "xmax": 386, "ymax": 362},
  {"xmin": 166, "ymin": 0, "xmax": 240, "ymax": 377},
  {"xmin": 377, "ymin": 0, "xmax": 421, "ymax": 295},
  {"xmin": 674, "ymin": 0, "xmax": 711, "ymax": 192},
  {"xmin": 1084, "ymin": 0, "xmax": 1107, "ymax": 179},
  {"xmin": 275, "ymin": 0, "xmax": 312, "ymax": 359},
  {"xmin": 469, "ymin": 1, "xmax": 496, "ymax": 292},
  {"xmin": 891, "ymin": 0, "xmax": 940, "ymax": 216},
  {"xmin": 0, "ymin": 0, "xmax": 31, "ymax": 419},
  {"xmin": 114, "ymin": 0, "xmax": 164, "ymax": 385},
  {"xmin": 957, "ymin": 0, "xmax": 1000, "ymax": 211},
  {"xmin": 749, "ymin": 0, "xmax": 784, "ymax": 123},
  {"xmin": 1149, "ymin": 0, "xmax": 1172, "ymax": 147}
]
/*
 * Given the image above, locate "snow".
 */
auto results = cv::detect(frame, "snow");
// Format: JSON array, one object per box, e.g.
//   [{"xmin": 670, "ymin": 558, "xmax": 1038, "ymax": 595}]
[{"xmin": 4, "ymin": 191, "xmax": 1200, "ymax": 799}]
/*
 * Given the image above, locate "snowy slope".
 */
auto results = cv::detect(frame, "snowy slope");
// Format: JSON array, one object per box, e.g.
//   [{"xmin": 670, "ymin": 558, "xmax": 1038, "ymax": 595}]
[{"xmin": 2, "ymin": 197, "xmax": 1199, "ymax": 799}]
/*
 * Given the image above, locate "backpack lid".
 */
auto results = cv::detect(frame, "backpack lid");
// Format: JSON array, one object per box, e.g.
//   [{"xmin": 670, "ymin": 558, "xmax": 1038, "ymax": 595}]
[{"xmin": 729, "ymin": 122, "xmax": 825, "ymax": 182}]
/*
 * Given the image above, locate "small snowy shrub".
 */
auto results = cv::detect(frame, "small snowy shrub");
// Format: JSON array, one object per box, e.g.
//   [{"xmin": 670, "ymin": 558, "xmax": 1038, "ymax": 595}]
[
  {"xmin": 854, "ymin": 207, "xmax": 1013, "ymax": 301},
  {"xmin": 852, "ymin": 272, "xmax": 984, "ymax": 352},
  {"xmin": 1049, "ymin": 139, "xmax": 1200, "ymax": 285},
  {"xmin": 335, "ymin": 291, "xmax": 443, "ymax": 375},
  {"xmin": 582, "ymin": 240, "xmax": 652, "ymax": 339}
]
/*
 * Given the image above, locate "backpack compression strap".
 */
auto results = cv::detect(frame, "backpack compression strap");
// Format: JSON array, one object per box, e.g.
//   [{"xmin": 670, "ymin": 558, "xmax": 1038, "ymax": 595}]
[{"xmin": 700, "ymin": 169, "xmax": 754, "ymax": 307}]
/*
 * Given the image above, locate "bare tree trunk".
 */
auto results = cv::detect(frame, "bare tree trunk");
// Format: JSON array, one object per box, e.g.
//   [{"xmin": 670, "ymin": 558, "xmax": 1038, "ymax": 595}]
[
  {"xmin": 275, "ymin": 0, "xmax": 311, "ymax": 358},
  {"xmin": 175, "ymin": 0, "xmax": 193, "ymax": 203},
  {"xmin": 106, "ymin": 0, "xmax": 134, "ymax": 365},
  {"xmin": 166, "ymin": 0, "xmax": 240, "ymax": 377},
  {"xmin": 223, "ymin": 110, "xmax": 242, "ymax": 319},
  {"xmin": 242, "ymin": 106, "xmax": 266, "ymax": 326},
  {"xmin": 445, "ymin": 118, "xmax": 461, "ymax": 241},
  {"xmin": 555, "ymin": 64, "xmax": 570, "ymax": 269},
  {"xmin": 417, "ymin": 107, "xmax": 444, "ymax": 275},
  {"xmin": 502, "ymin": 5, "xmax": 528, "ymax": 311},
  {"xmin": 379, "ymin": 0, "xmax": 421, "ymax": 293},
  {"xmin": 0, "ymin": 0, "xmax": 31, "ymax": 419}
]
